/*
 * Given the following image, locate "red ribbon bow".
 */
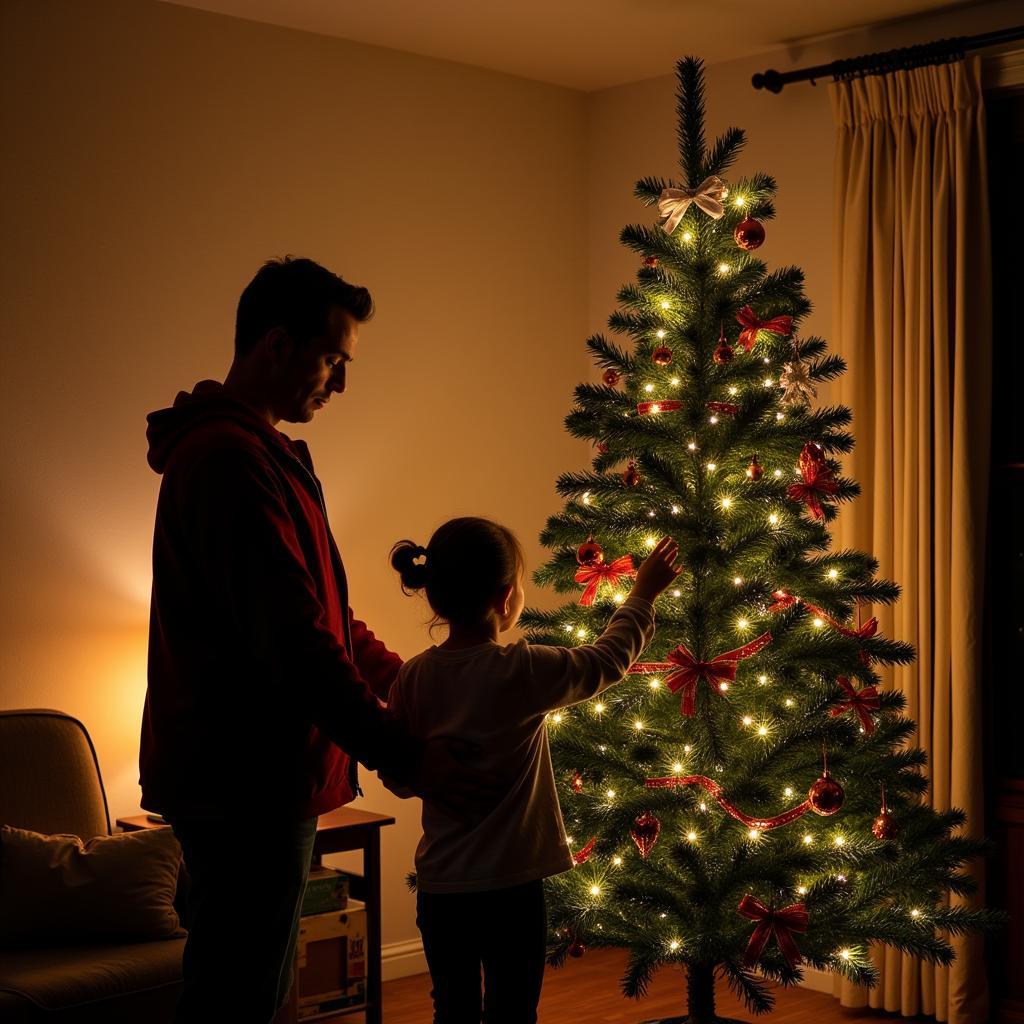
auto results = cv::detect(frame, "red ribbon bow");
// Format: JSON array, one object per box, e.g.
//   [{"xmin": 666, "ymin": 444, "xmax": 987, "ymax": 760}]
[
  {"xmin": 735, "ymin": 306, "xmax": 794, "ymax": 352},
  {"xmin": 737, "ymin": 894, "xmax": 808, "ymax": 968},
  {"xmin": 787, "ymin": 443, "xmax": 838, "ymax": 520},
  {"xmin": 830, "ymin": 676, "xmax": 881, "ymax": 734},
  {"xmin": 571, "ymin": 836, "xmax": 597, "ymax": 865},
  {"xmin": 574, "ymin": 555, "xmax": 636, "ymax": 606},
  {"xmin": 631, "ymin": 632, "xmax": 772, "ymax": 716}
]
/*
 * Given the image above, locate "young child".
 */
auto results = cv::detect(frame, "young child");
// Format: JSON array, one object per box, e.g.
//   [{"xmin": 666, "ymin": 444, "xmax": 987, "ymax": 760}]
[{"xmin": 386, "ymin": 516, "xmax": 679, "ymax": 1024}]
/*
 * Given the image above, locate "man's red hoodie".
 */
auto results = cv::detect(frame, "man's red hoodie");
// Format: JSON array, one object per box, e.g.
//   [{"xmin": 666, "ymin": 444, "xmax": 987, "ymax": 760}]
[{"xmin": 141, "ymin": 380, "xmax": 412, "ymax": 819}]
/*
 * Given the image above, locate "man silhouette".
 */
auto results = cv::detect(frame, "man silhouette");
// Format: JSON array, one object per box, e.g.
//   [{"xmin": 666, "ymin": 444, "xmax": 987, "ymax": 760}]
[{"xmin": 141, "ymin": 257, "xmax": 493, "ymax": 1022}]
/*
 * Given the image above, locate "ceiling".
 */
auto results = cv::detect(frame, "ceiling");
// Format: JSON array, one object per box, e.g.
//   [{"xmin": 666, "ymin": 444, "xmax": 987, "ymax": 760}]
[{"xmin": 158, "ymin": 0, "xmax": 978, "ymax": 91}]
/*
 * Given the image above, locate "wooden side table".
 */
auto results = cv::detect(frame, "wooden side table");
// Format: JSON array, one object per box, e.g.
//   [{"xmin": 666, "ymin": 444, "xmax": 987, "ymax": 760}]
[{"xmin": 117, "ymin": 807, "xmax": 395, "ymax": 1024}]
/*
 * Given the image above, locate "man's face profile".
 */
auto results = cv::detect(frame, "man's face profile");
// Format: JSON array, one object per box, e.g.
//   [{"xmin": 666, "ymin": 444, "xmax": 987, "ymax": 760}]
[{"xmin": 275, "ymin": 306, "xmax": 359, "ymax": 424}]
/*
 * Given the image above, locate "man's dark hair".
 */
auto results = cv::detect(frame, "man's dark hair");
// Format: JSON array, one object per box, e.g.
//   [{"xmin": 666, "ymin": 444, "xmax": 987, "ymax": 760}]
[{"xmin": 234, "ymin": 256, "xmax": 374, "ymax": 355}]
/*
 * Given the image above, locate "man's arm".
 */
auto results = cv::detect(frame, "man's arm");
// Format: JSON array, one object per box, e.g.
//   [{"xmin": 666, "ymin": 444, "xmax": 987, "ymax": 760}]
[{"xmin": 348, "ymin": 612, "xmax": 402, "ymax": 703}]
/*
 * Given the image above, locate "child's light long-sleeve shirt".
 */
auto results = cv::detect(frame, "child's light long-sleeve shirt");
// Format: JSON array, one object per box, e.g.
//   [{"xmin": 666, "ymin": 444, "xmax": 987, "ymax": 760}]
[{"xmin": 387, "ymin": 597, "xmax": 655, "ymax": 893}]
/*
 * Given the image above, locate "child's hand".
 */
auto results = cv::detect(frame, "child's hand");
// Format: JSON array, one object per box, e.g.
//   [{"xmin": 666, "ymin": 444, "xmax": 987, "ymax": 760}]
[{"xmin": 630, "ymin": 536, "xmax": 681, "ymax": 603}]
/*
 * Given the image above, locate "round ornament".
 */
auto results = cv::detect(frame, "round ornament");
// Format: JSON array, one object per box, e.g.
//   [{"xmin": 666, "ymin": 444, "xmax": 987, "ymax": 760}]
[
  {"xmin": 623, "ymin": 462, "xmax": 641, "ymax": 488},
  {"xmin": 575, "ymin": 535, "xmax": 604, "ymax": 567},
  {"xmin": 568, "ymin": 940, "xmax": 587, "ymax": 958},
  {"xmin": 571, "ymin": 771, "xmax": 584, "ymax": 794},
  {"xmin": 734, "ymin": 216, "xmax": 766, "ymax": 251},
  {"xmin": 871, "ymin": 808, "xmax": 900, "ymax": 841},
  {"xmin": 713, "ymin": 327, "xmax": 734, "ymax": 365},
  {"xmin": 652, "ymin": 345, "xmax": 674, "ymax": 367},
  {"xmin": 746, "ymin": 455, "xmax": 764, "ymax": 481},
  {"xmin": 630, "ymin": 811, "xmax": 662, "ymax": 859},
  {"xmin": 807, "ymin": 772, "xmax": 845, "ymax": 816},
  {"xmin": 603, "ymin": 368, "xmax": 621, "ymax": 387},
  {"xmin": 642, "ymin": 255, "xmax": 659, "ymax": 269}
]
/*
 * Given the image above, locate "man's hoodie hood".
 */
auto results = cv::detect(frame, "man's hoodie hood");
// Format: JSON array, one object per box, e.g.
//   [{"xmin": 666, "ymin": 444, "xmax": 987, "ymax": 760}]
[{"xmin": 146, "ymin": 380, "xmax": 295, "ymax": 474}]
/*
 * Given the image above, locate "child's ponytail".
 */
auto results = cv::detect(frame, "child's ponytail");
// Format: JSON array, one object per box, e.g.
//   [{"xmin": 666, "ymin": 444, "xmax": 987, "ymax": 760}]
[{"xmin": 390, "ymin": 540, "xmax": 431, "ymax": 592}]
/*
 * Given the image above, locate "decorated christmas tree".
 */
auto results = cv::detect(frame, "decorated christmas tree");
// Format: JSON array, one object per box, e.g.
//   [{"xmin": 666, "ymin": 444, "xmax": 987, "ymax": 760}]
[{"xmin": 521, "ymin": 57, "xmax": 996, "ymax": 1024}]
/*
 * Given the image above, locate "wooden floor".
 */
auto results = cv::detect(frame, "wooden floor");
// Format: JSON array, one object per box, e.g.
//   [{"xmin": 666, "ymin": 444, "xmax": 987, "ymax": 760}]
[{"xmin": 363, "ymin": 949, "xmax": 929, "ymax": 1022}]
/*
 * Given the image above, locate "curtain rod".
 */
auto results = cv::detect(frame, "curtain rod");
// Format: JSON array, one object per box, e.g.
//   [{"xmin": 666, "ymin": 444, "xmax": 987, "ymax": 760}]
[{"xmin": 751, "ymin": 23, "xmax": 1024, "ymax": 92}]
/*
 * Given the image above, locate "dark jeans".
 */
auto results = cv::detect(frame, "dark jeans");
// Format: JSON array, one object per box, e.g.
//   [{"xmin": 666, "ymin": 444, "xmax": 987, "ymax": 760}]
[
  {"xmin": 416, "ymin": 879, "xmax": 547, "ymax": 1024},
  {"xmin": 168, "ymin": 814, "xmax": 318, "ymax": 1024}
]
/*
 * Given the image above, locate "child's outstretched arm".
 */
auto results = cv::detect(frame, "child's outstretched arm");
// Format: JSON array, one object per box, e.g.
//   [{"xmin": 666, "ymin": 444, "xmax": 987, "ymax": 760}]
[{"xmin": 523, "ymin": 537, "xmax": 680, "ymax": 714}]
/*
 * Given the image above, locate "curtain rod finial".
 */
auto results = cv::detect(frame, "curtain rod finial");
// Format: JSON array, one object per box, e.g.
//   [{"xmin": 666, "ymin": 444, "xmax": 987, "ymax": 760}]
[{"xmin": 752, "ymin": 69, "xmax": 784, "ymax": 93}]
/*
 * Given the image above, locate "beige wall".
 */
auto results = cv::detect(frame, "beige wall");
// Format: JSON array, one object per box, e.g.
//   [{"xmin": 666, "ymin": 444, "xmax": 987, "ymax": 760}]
[
  {"xmin": 0, "ymin": 0, "xmax": 588, "ymax": 949},
  {"xmin": 1, "ymin": 0, "xmax": 1019, "ymax": 957}
]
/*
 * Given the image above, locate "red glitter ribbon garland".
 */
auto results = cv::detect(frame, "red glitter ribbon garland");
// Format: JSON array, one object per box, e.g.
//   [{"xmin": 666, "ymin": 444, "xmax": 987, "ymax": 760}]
[
  {"xmin": 643, "ymin": 774, "xmax": 812, "ymax": 829},
  {"xmin": 706, "ymin": 401, "xmax": 740, "ymax": 416},
  {"xmin": 574, "ymin": 555, "xmax": 636, "ymax": 606},
  {"xmin": 735, "ymin": 306, "xmax": 794, "ymax": 352},
  {"xmin": 630, "ymin": 632, "xmax": 772, "ymax": 716},
  {"xmin": 636, "ymin": 400, "xmax": 683, "ymax": 415},
  {"xmin": 571, "ymin": 837, "xmax": 597, "ymax": 865},
  {"xmin": 786, "ymin": 443, "xmax": 839, "ymax": 520},
  {"xmin": 769, "ymin": 589, "xmax": 879, "ymax": 641},
  {"xmin": 737, "ymin": 894, "xmax": 808, "ymax": 968},
  {"xmin": 830, "ymin": 676, "xmax": 881, "ymax": 734}
]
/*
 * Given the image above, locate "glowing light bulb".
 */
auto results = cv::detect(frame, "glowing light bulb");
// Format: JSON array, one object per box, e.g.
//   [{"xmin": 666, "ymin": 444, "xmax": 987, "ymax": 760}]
[
  {"xmin": 669, "ymin": 939, "xmax": 681, "ymax": 951},
  {"xmin": 803, "ymin": 834, "xmax": 813, "ymax": 845},
  {"xmin": 564, "ymin": 624, "xmax": 574, "ymax": 633},
  {"xmin": 645, "ymin": 536, "xmax": 657, "ymax": 548},
  {"xmin": 651, "ymin": 403, "xmax": 661, "ymax": 414},
  {"xmin": 833, "ymin": 835, "xmax": 846, "ymax": 847},
  {"xmin": 737, "ymin": 617, "xmax": 749, "ymax": 629},
  {"xmin": 582, "ymin": 491, "xmax": 592, "ymax": 505},
  {"xmin": 757, "ymin": 724, "xmax": 768, "ymax": 737},
  {"xmin": 768, "ymin": 513, "xmax": 780, "ymax": 525},
  {"xmin": 687, "ymin": 442, "xmax": 697, "ymax": 452},
  {"xmin": 709, "ymin": 415, "xmax": 719, "ymax": 424},
  {"xmin": 758, "ymin": 674, "xmax": 768, "ymax": 685},
  {"xmin": 735, "ymin": 196, "xmax": 746, "ymax": 207},
  {"xmin": 720, "ymin": 497, "xmax": 732, "ymax": 510},
  {"xmin": 748, "ymin": 828, "xmax": 760, "ymax": 840},
  {"xmin": 590, "ymin": 884, "xmax": 601, "ymax": 896},
  {"xmin": 910, "ymin": 908, "xmax": 921, "ymax": 919},
  {"xmin": 840, "ymin": 949, "xmax": 851, "ymax": 960},
  {"xmin": 594, "ymin": 702, "xmax": 605, "ymax": 714},
  {"xmin": 671, "ymin": 504, "xmax": 681, "ymax": 514},
  {"xmin": 717, "ymin": 262, "xmax": 730, "ymax": 275},
  {"xmin": 551, "ymin": 713, "xmax": 563, "ymax": 723},
  {"xmin": 613, "ymin": 593, "xmax": 625, "ymax": 604},
  {"xmin": 797, "ymin": 885, "xmax": 807, "ymax": 894},
  {"xmin": 784, "ymin": 787, "xmax": 794, "ymax": 797},
  {"xmin": 719, "ymin": 681, "xmax": 730, "ymax": 691},
  {"xmin": 656, "ymin": 329, "xmax": 667, "ymax": 339},
  {"xmin": 672, "ymin": 588, "xmax": 681, "ymax": 598},
  {"xmin": 742, "ymin": 715, "xmax": 753, "ymax": 727},
  {"xmin": 776, "ymin": 412, "xmax": 785, "ymax": 421},
  {"xmin": 728, "ymin": 385, "xmax": 739, "ymax": 396},
  {"xmin": 707, "ymin": 462, "xmax": 717, "ymax": 472},
  {"xmin": 576, "ymin": 628, "xmax": 587, "ymax": 638},
  {"xmin": 606, "ymin": 788, "xmax": 616, "ymax": 799},
  {"xmin": 613, "ymin": 855, "xmax": 622, "ymax": 866},
  {"xmin": 649, "ymin": 678, "xmax": 661, "ymax": 689},
  {"xmin": 633, "ymin": 719, "xmax": 644, "ymax": 731},
  {"xmin": 672, "ymin": 761, "xmax": 683, "ymax": 773},
  {"xmin": 773, "ymin": 468, "xmax": 783, "ymax": 478},
  {"xmin": 733, "ymin": 576, "xmax": 743, "ymax": 585},
  {"xmin": 764, "ymin": 378, "xmax": 774, "ymax": 387},
  {"xmin": 671, "ymin": 376, "xmax": 680, "ymax": 386},
  {"xmin": 660, "ymin": 300, "xmax": 671, "ymax": 310},
  {"xmin": 682, "ymin": 231, "xmax": 693, "ymax": 242},
  {"xmin": 644, "ymin": 382, "xmax": 654, "ymax": 393},
  {"xmin": 699, "ymin": 801, "xmax": 707, "ymax": 811},
  {"xmin": 686, "ymin": 830, "xmax": 697, "ymax": 842},
  {"xmin": 683, "ymin": 745, "xmax": 692, "ymax": 753},
  {"xmin": 828, "ymin": 568, "xmax": 839, "ymax": 579},
  {"xmin": 785, "ymin": 698, "xmax": 795, "ymax": 707},
  {"xmin": 813, "ymin": 617, "xmax": 825, "ymax": 628}
]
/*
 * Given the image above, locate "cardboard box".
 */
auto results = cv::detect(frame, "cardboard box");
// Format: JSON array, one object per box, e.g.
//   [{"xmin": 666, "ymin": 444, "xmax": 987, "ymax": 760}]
[
  {"xmin": 301, "ymin": 865, "xmax": 350, "ymax": 916},
  {"xmin": 296, "ymin": 901, "xmax": 366, "ymax": 1019}
]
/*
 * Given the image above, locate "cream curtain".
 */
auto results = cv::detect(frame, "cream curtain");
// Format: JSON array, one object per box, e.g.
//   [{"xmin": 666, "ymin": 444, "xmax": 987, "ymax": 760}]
[{"xmin": 829, "ymin": 58, "xmax": 992, "ymax": 1024}]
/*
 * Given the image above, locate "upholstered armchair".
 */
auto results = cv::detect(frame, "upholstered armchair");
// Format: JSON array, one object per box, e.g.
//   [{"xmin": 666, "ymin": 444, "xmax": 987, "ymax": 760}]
[{"xmin": 0, "ymin": 709, "xmax": 185, "ymax": 1022}]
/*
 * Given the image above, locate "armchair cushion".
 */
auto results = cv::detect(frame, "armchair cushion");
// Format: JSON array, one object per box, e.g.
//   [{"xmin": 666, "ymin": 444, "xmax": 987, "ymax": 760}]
[{"xmin": 0, "ymin": 825, "xmax": 185, "ymax": 947}]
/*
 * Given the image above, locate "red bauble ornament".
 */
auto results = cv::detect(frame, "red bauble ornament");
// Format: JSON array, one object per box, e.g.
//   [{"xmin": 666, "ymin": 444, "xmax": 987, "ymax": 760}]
[
  {"xmin": 872, "ymin": 809, "xmax": 900, "ymax": 840},
  {"xmin": 642, "ymin": 255, "xmax": 659, "ymax": 268},
  {"xmin": 568, "ymin": 940, "xmax": 587, "ymax": 958},
  {"xmin": 746, "ymin": 455, "xmax": 764, "ymax": 481},
  {"xmin": 623, "ymin": 462, "xmax": 640, "ymax": 488},
  {"xmin": 734, "ymin": 216, "xmax": 766, "ymax": 251},
  {"xmin": 807, "ymin": 772, "xmax": 845, "ymax": 816},
  {"xmin": 630, "ymin": 811, "xmax": 661, "ymax": 859},
  {"xmin": 575, "ymin": 535, "xmax": 604, "ymax": 568},
  {"xmin": 596, "ymin": 442, "xmax": 609, "ymax": 454},
  {"xmin": 603, "ymin": 368, "xmax": 621, "ymax": 387},
  {"xmin": 713, "ymin": 327, "xmax": 734, "ymax": 365},
  {"xmin": 571, "ymin": 771, "xmax": 584, "ymax": 794},
  {"xmin": 652, "ymin": 345, "xmax": 674, "ymax": 367}
]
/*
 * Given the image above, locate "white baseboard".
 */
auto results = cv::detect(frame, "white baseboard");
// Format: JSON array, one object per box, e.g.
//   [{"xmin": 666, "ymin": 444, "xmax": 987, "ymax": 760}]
[
  {"xmin": 382, "ymin": 938, "xmax": 428, "ymax": 981},
  {"xmin": 801, "ymin": 966, "xmax": 834, "ymax": 993}
]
